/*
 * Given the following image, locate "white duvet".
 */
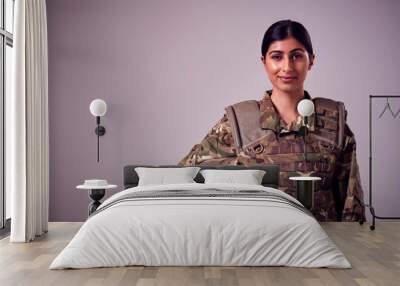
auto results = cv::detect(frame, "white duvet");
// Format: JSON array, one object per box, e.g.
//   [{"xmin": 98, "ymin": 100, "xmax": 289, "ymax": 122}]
[{"xmin": 50, "ymin": 183, "xmax": 351, "ymax": 269}]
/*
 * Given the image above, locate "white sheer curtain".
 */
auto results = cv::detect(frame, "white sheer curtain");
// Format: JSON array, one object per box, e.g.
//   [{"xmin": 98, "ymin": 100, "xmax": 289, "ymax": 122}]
[{"xmin": 9, "ymin": 0, "xmax": 49, "ymax": 242}]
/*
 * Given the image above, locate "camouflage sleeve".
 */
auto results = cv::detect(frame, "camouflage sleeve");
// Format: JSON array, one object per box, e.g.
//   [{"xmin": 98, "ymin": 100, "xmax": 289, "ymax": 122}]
[
  {"xmin": 179, "ymin": 114, "xmax": 239, "ymax": 166},
  {"xmin": 335, "ymin": 123, "xmax": 366, "ymax": 222}
]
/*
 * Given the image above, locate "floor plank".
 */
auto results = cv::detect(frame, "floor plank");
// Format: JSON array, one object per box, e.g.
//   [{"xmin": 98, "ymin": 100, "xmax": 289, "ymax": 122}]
[{"xmin": 0, "ymin": 221, "xmax": 399, "ymax": 286}]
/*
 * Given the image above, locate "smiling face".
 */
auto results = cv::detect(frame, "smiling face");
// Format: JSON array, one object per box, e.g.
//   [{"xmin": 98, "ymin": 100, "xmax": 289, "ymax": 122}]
[{"xmin": 262, "ymin": 36, "xmax": 314, "ymax": 94}]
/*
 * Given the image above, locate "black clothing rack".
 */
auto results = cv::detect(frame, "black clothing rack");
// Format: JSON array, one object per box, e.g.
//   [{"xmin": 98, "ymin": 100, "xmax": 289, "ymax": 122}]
[{"xmin": 365, "ymin": 95, "xmax": 400, "ymax": 230}]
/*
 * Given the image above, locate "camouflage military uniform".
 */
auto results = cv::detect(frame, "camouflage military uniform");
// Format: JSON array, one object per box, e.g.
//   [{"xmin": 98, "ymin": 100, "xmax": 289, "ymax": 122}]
[{"xmin": 179, "ymin": 90, "xmax": 365, "ymax": 222}]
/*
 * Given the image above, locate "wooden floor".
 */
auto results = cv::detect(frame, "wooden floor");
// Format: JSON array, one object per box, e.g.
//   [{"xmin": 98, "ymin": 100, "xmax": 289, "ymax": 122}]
[{"xmin": 0, "ymin": 222, "xmax": 399, "ymax": 286}]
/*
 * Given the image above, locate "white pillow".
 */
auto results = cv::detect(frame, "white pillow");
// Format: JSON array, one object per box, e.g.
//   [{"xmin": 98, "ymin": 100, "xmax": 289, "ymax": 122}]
[
  {"xmin": 200, "ymin": 169, "xmax": 266, "ymax": 185},
  {"xmin": 135, "ymin": 167, "xmax": 201, "ymax": 186}
]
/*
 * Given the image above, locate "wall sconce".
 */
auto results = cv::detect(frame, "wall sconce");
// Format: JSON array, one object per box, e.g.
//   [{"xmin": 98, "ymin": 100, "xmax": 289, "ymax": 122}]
[
  {"xmin": 89, "ymin": 99, "xmax": 107, "ymax": 162},
  {"xmin": 293, "ymin": 99, "xmax": 319, "ymax": 211},
  {"xmin": 297, "ymin": 99, "xmax": 315, "ymax": 163}
]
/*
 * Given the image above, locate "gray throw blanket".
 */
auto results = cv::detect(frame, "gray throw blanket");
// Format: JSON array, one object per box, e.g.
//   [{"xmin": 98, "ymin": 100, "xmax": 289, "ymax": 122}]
[{"xmin": 91, "ymin": 189, "xmax": 312, "ymax": 218}]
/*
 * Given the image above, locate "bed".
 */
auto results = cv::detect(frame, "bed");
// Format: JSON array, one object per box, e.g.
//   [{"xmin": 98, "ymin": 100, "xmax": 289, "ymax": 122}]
[{"xmin": 50, "ymin": 165, "xmax": 350, "ymax": 269}]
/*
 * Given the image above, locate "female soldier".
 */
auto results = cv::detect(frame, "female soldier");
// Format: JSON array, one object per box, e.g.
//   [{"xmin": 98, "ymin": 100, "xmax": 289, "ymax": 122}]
[{"xmin": 179, "ymin": 20, "xmax": 365, "ymax": 222}]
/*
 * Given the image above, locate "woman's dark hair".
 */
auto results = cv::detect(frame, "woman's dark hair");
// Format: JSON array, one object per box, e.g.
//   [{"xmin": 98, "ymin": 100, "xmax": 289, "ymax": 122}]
[{"xmin": 261, "ymin": 20, "xmax": 314, "ymax": 58}]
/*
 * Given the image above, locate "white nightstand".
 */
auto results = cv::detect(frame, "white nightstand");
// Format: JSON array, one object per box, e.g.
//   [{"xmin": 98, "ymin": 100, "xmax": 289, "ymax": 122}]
[
  {"xmin": 77, "ymin": 179, "xmax": 117, "ymax": 216},
  {"xmin": 289, "ymin": 176, "xmax": 321, "ymax": 210}
]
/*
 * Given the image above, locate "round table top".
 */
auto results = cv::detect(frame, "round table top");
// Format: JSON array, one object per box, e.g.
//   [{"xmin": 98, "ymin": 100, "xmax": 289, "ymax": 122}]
[
  {"xmin": 289, "ymin": 176, "xmax": 321, "ymax": 181},
  {"xmin": 76, "ymin": 184, "xmax": 117, "ymax": 190}
]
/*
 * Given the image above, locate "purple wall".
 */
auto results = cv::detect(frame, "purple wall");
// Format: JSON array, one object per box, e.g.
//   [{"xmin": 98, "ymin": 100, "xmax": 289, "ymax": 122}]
[{"xmin": 47, "ymin": 0, "xmax": 400, "ymax": 221}]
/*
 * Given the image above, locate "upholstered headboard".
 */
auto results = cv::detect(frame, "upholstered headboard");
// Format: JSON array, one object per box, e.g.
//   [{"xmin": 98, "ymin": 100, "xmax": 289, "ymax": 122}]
[{"xmin": 123, "ymin": 165, "xmax": 280, "ymax": 189}]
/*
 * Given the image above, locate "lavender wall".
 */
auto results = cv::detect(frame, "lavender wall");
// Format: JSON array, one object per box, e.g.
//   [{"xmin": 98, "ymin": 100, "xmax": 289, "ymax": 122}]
[{"xmin": 47, "ymin": 0, "xmax": 400, "ymax": 221}]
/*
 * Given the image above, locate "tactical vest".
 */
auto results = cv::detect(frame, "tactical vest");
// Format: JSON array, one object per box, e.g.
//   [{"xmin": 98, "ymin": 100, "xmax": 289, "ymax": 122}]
[{"xmin": 225, "ymin": 97, "xmax": 346, "ymax": 221}]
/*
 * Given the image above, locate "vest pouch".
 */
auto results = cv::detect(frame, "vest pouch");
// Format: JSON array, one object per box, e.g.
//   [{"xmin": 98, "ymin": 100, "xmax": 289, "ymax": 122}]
[
  {"xmin": 310, "ymin": 133, "xmax": 341, "ymax": 157},
  {"xmin": 242, "ymin": 133, "xmax": 275, "ymax": 158}
]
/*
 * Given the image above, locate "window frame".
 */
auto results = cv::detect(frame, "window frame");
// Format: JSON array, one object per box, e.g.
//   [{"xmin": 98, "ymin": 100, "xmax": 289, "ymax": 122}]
[{"xmin": 0, "ymin": 0, "xmax": 14, "ymax": 231}]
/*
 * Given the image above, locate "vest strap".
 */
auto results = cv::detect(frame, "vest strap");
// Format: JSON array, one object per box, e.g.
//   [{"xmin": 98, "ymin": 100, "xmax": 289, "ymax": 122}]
[{"xmin": 225, "ymin": 100, "xmax": 264, "ymax": 151}]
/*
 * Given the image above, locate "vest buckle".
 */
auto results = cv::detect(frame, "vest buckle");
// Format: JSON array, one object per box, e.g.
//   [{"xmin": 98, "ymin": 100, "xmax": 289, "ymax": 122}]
[{"xmin": 253, "ymin": 143, "xmax": 264, "ymax": 154}]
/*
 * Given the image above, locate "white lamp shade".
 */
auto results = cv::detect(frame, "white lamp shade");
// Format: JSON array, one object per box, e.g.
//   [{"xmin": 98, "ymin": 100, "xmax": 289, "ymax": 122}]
[
  {"xmin": 297, "ymin": 99, "xmax": 315, "ymax": 117},
  {"xmin": 89, "ymin": 99, "xmax": 107, "ymax": 117}
]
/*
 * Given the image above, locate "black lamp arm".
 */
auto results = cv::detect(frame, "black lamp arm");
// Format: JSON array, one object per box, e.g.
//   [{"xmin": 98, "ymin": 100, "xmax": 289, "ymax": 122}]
[
  {"xmin": 94, "ymin": 116, "xmax": 106, "ymax": 162},
  {"xmin": 303, "ymin": 116, "xmax": 308, "ymax": 163}
]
